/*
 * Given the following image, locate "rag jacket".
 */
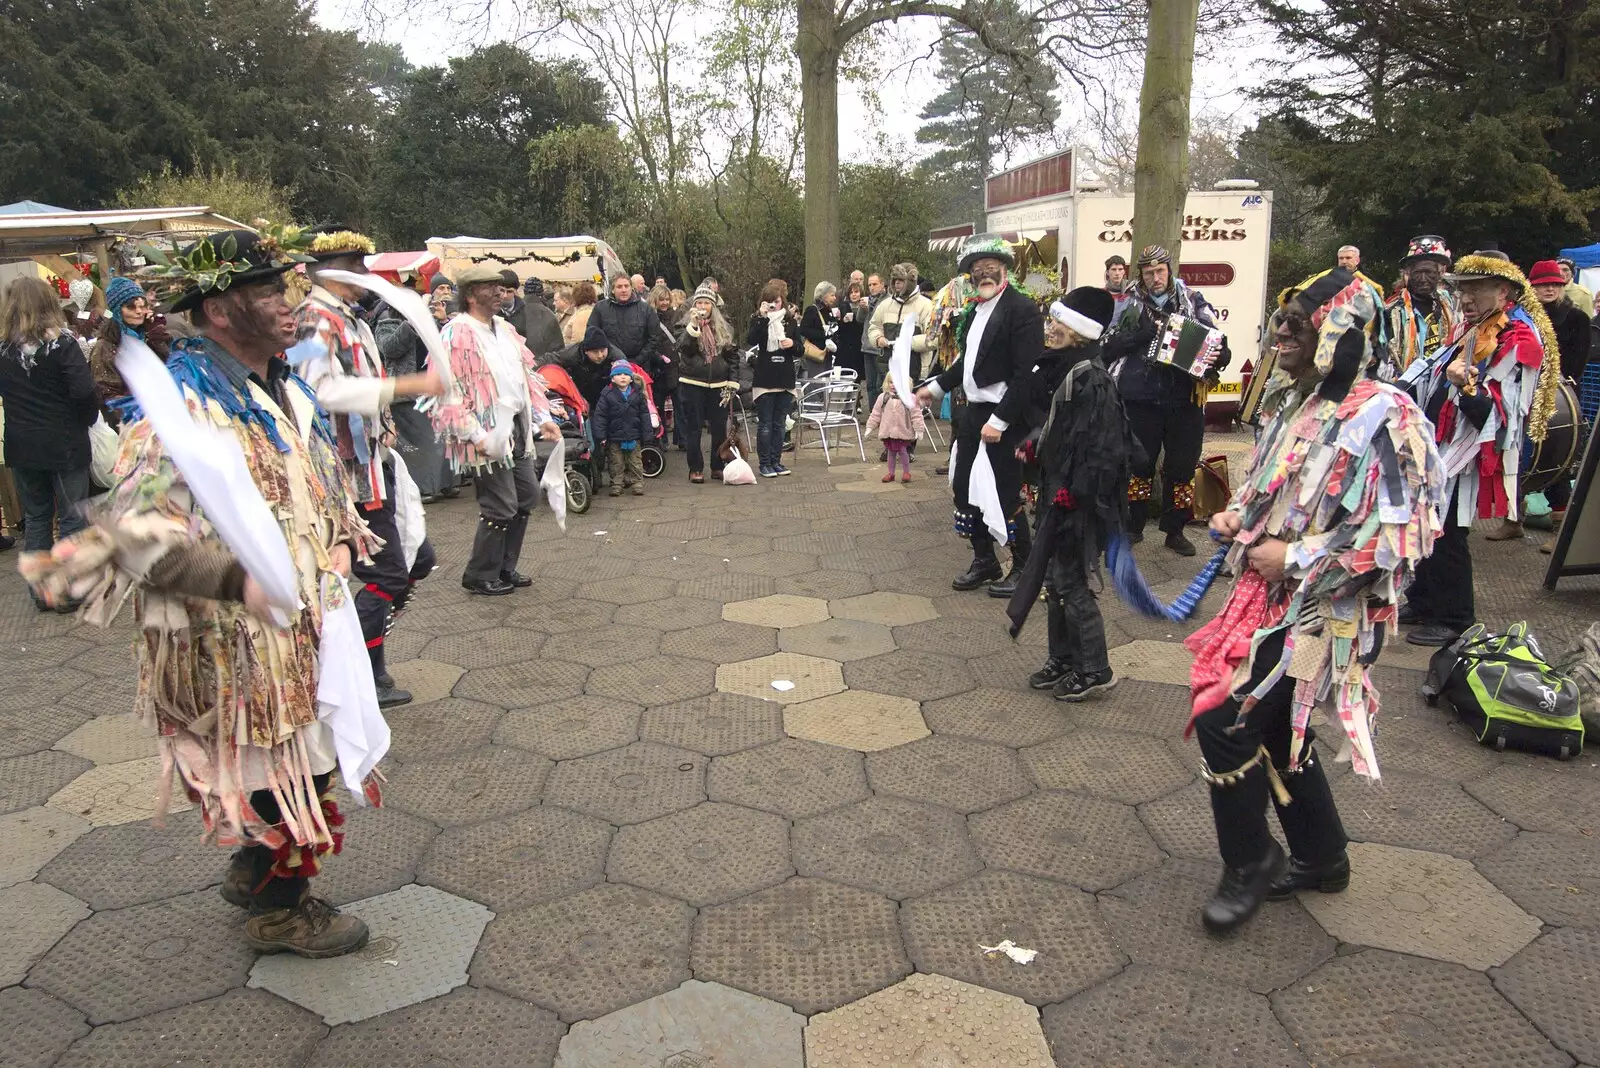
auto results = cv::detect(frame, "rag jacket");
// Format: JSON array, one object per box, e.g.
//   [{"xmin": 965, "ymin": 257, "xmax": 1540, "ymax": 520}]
[
  {"xmin": 294, "ymin": 286, "xmax": 395, "ymax": 502},
  {"xmin": 432, "ymin": 313, "xmax": 552, "ymax": 472}
]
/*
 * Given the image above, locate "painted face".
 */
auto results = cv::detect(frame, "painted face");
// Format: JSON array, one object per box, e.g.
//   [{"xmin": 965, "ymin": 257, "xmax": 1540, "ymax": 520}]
[
  {"xmin": 1141, "ymin": 263, "xmax": 1170, "ymax": 295},
  {"xmin": 969, "ymin": 257, "xmax": 1005, "ymax": 298},
  {"xmin": 1406, "ymin": 260, "xmax": 1441, "ymax": 299},
  {"xmin": 1457, "ymin": 278, "xmax": 1513, "ymax": 322},
  {"xmin": 1273, "ymin": 316, "xmax": 1317, "ymax": 379},
  {"xmin": 1044, "ymin": 319, "xmax": 1070, "ymax": 349}
]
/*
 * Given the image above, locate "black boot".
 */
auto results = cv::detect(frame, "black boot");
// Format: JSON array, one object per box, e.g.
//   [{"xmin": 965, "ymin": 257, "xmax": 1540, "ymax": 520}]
[
  {"xmin": 1266, "ymin": 745, "xmax": 1349, "ymax": 900},
  {"xmin": 1202, "ymin": 840, "xmax": 1285, "ymax": 934},
  {"xmin": 952, "ymin": 550, "xmax": 1003, "ymax": 591},
  {"xmin": 1267, "ymin": 851, "xmax": 1350, "ymax": 900},
  {"xmin": 989, "ymin": 523, "xmax": 1031, "ymax": 598},
  {"xmin": 1028, "ymin": 657, "xmax": 1072, "ymax": 690},
  {"xmin": 1164, "ymin": 529, "xmax": 1196, "ymax": 557}
]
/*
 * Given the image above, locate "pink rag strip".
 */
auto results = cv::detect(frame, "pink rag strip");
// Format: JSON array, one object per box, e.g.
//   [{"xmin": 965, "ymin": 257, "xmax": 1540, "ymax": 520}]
[{"xmin": 1184, "ymin": 570, "xmax": 1272, "ymax": 735}]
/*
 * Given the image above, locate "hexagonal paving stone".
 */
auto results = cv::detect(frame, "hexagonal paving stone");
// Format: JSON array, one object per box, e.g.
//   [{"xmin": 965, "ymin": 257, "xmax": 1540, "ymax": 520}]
[
  {"xmin": 306, "ymin": 986, "xmax": 562, "ymax": 1068},
  {"xmin": 1467, "ymin": 763, "xmax": 1600, "ymax": 837},
  {"xmin": 828, "ymin": 591, "xmax": 938, "ymax": 627},
  {"xmin": 1295, "ymin": 841, "xmax": 1541, "ymax": 969},
  {"xmin": 843, "ymin": 649, "xmax": 976, "ymax": 703},
  {"xmin": 921, "ymin": 688, "xmax": 1071, "ymax": 748},
  {"xmin": 45, "ymin": 756, "xmax": 191, "ymax": 827},
  {"xmin": 418, "ymin": 628, "xmax": 547, "ymax": 669},
  {"xmin": 1332, "ymin": 772, "xmax": 1518, "ymax": 859},
  {"xmin": 0, "ymin": 806, "xmax": 89, "ymax": 888},
  {"xmin": 1100, "ymin": 856, "xmax": 1335, "ymax": 994},
  {"xmin": 792, "ymin": 796, "xmax": 981, "ymax": 900},
  {"xmin": 588, "ymin": 655, "xmax": 717, "ymax": 706},
  {"xmin": 784, "ymin": 689, "xmax": 931, "ymax": 753},
  {"xmin": 1476, "ymin": 831, "xmax": 1600, "ymax": 928},
  {"xmin": 640, "ymin": 693, "xmax": 785, "ymax": 756},
  {"xmin": 607, "ymin": 801, "xmax": 793, "ymax": 907},
  {"xmin": 1042, "ymin": 964, "xmax": 1309, "ymax": 1067},
  {"xmin": 700, "ymin": 533, "xmax": 776, "ymax": 558},
  {"xmin": 472, "ymin": 881, "xmax": 693, "ymax": 1022},
  {"xmin": 1, "ymin": 986, "xmax": 89, "ymax": 1068},
  {"xmin": 775, "ymin": 569, "xmax": 877, "ymax": 600},
  {"xmin": 1107, "ymin": 639, "xmax": 1194, "ymax": 686},
  {"xmin": 722, "ymin": 594, "xmax": 831, "ymax": 628},
  {"xmin": 418, "ymin": 805, "xmax": 610, "ymax": 913},
  {"xmin": 658, "ymin": 619, "xmax": 779, "ymax": 662},
  {"xmin": 900, "ymin": 869, "xmax": 1125, "ymax": 1005},
  {"xmin": 52, "ymin": 988, "xmax": 321, "ymax": 1068},
  {"xmin": 556, "ymin": 978, "xmax": 803, "ymax": 1068},
  {"xmin": 1495, "ymin": 927, "xmax": 1600, "ymax": 1064},
  {"xmin": 542, "ymin": 624, "xmax": 663, "ymax": 667},
  {"xmin": 777, "ymin": 617, "xmax": 896, "ymax": 662},
  {"xmin": 804, "ymin": 972, "xmax": 1054, "ymax": 1067},
  {"xmin": 970, "ymin": 791, "xmax": 1164, "ymax": 892},
  {"xmin": 542, "ymin": 741, "xmax": 706, "ymax": 825},
  {"xmin": 1273, "ymin": 949, "xmax": 1571, "ymax": 1067},
  {"xmin": 0, "ymin": 750, "xmax": 92, "ymax": 815},
  {"xmin": 576, "ymin": 575, "xmax": 678, "ymax": 605},
  {"xmin": 1067, "ymin": 678, "xmax": 1196, "ymax": 738},
  {"xmin": 1376, "ymin": 695, "xmax": 1506, "ymax": 783},
  {"xmin": 35, "ymin": 808, "xmax": 224, "ymax": 911},
  {"xmin": 613, "ymin": 596, "xmax": 724, "ymax": 631},
  {"xmin": 729, "ymin": 551, "xmax": 818, "ymax": 578},
  {"xmin": 50, "ymin": 715, "xmax": 158, "ymax": 765},
  {"xmin": 382, "ymin": 746, "xmax": 551, "ymax": 826},
  {"xmin": 496, "ymin": 695, "xmax": 642, "ymax": 760},
  {"xmin": 1022, "ymin": 728, "xmax": 1192, "ymax": 805},
  {"xmin": 315, "ymin": 805, "xmax": 440, "ymax": 907},
  {"xmin": 0, "ymin": 701, "xmax": 95, "ymax": 761},
  {"xmin": 864, "ymin": 735, "xmax": 1033, "ymax": 814},
  {"xmin": 962, "ymin": 644, "xmax": 1057, "ymax": 693},
  {"xmin": 1135, "ymin": 779, "xmax": 1221, "ymax": 861},
  {"xmin": 692, "ymin": 876, "xmax": 911, "ymax": 1015},
  {"xmin": 383, "ymin": 697, "xmax": 505, "ymax": 762},
  {"xmin": 26, "ymin": 888, "xmax": 249, "ymax": 1023},
  {"xmin": 707, "ymin": 738, "xmax": 869, "ymax": 819},
  {"xmin": 893, "ymin": 617, "xmax": 1013, "ymax": 660},
  {"xmin": 652, "ymin": 517, "xmax": 730, "ymax": 540},
  {"xmin": 507, "ymin": 598, "xmax": 616, "ymax": 633},
  {"xmin": 716, "ymin": 652, "xmax": 845, "ymax": 705},
  {"xmin": 1, "ymin": 880, "xmax": 89, "ymax": 986},
  {"xmin": 677, "ymin": 573, "xmax": 777, "ymax": 603},
  {"xmin": 385, "ymin": 658, "xmax": 466, "ymax": 707},
  {"xmin": 454, "ymin": 659, "xmax": 589, "ymax": 707},
  {"xmin": 250, "ymin": 883, "xmax": 492, "ymax": 1025}
]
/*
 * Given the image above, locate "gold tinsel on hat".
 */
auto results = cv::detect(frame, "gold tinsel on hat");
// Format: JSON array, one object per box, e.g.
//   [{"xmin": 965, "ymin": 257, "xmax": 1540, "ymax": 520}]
[
  {"xmin": 308, "ymin": 230, "xmax": 376, "ymax": 257},
  {"xmin": 1448, "ymin": 254, "xmax": 1560, "ymax": 443}
]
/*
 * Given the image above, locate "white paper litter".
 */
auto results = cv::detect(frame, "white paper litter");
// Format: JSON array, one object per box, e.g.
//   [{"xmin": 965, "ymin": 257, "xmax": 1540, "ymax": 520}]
[
  {"xmin": 539, "ymin": 435, "xmax": 567, "ymax": 532},
  {"xmin": 980, "ymin": 940, "xmax": 1038, "ymax": 965},
  {"xmin": 593, "ymin": 530, "xmax": 608, "ymax": 536},
  {"xmin": 771, "ymin": 680, "xmax": 796, "ymax": 692}
]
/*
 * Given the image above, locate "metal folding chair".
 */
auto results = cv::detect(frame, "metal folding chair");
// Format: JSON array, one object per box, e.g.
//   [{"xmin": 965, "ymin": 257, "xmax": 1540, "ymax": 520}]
[{"xmin": 794, "ymin": 380, "xmax": 866, "ymax": 464}]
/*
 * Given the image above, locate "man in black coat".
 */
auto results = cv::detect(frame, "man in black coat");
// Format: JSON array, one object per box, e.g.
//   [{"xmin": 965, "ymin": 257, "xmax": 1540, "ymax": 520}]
[
  {"xmin": 497, "ymin": 270, "xmax": 565, "ymax": 356},
  {"xmin": 540, "ymin": 320, "xmax": 626, "ymax": 415},
  {"xmin": 916, "ymin": 234, "xmax": 1042, "ymax": 592},
  {"xmin": 591, "ymin": 274, "xmax": 669, "ymax": 383}
]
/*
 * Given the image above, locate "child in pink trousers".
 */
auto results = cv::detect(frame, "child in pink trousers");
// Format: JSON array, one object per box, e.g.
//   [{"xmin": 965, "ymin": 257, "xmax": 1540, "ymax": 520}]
[{"xmin": 865, "ymin": 379, "xmax": 927, "ymax": 483}]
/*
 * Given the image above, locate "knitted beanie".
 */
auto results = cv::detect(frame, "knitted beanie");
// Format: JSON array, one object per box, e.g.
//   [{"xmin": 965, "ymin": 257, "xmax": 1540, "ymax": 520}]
[
  {"xmin": 105, "ymin": 276, "xmax": 144, "ymax": 313},
  {"xmin": 692, "ymin": 282, "xmax": 717, "ymax": 305},
  {"xmin": 610, "ymin": 361, "xmax": 633, "ymax": 378}
]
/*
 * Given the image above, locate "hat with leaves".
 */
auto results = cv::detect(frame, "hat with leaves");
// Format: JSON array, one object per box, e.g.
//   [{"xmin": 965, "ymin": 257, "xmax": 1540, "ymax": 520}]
[
  {"xmin": 956, "ymin": 233, "xmax": 1016, "ymax": 274},
  {"xmin": 142, "ymin": 221, "xmax": 313, "ymax": 313},
  {"xmin": 306, "ymin": 226, "xmax": 377, "ymax": 262}
]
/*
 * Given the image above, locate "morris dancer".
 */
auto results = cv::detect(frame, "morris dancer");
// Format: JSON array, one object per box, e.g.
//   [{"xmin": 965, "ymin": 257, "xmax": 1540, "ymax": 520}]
[{"xmin": 1382, "ymin": 235, "xmax": 1458, "ymax": 381}]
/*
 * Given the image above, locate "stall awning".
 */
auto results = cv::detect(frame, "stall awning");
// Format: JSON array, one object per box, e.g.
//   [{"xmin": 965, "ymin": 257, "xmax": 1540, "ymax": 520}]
[
  {"xmin": 0, "ymin": 206, "xmax": 247, "ymax": 258},
  {"xmin": 365, "ymin": 251, "xmax": 440, "ymax": 282}
]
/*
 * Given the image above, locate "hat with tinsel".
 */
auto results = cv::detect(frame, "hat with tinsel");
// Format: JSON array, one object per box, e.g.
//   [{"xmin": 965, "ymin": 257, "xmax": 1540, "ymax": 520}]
[
  {"xmin": 1050, "ymin": 286, "xmax": 1115, "ymax": 340},
  {"xmin": 1399, "ymin": 234, "xmax": 1451, "ymax": 268},
  {"xmin": 1446, "ymin": 253, "xmax": 1561, "ymax": 443},
  {"xmin": 105, "ymin": 275, "xmax": 143, "ymax": 314},
  {"xmin": 956, "ymin": 233, "xmax": 1015, "ymax": 274},
  {"xmin": 306, "ymin": 226, "xmax": 376, "ymax": 263},
  {"xmin": 141, "ymin": 222, "xmax": 313, "ymax": 314},
  {"xmin": 1444, "ymin": 253, "xmax": 1531, "ymax": 292},
  {"xmin": 1136, "ymin": 245, "xmax": 1171, "ymax": 269}
]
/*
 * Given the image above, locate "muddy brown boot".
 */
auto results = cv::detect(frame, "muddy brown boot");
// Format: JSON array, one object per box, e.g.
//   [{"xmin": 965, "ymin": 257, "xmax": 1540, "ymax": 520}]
[
  {"xmin": 219, "ymin": 853, "xmax": 258, "ymax": 909},
  {"xmin": 1484, "ymin": 518, "xmax": 1524, "ymax": 541},
  {"xmin": 245, "ymin": 895, "xmax": 369, "ymax": 959}
]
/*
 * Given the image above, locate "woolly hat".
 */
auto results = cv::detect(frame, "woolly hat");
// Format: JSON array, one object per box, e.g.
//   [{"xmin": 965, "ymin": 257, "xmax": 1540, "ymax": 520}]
[
  {"xmin": 956, "ymin": 233, "xmax": 1015, "ymax": 274},
  {"xmin": 105, "ymin": 275, "xmax": 143, "ymax": 313},
  {"xmin": 691, "ymin": 282, "xmax": 717, "ymax": 305},
  {"xmin": 498, "ymin": 269, "xmax": 521, "ymax": 290},
  {"xmin": 814, "ymin": 280, "xmax": 837, "ymax": 302},
  {"xmin": 1050, "ymin": 286, "xmax": 1116, "ymax": 340},
  {"xmin": 1136, "ymin": 245, "xmax": 1171, "ymax": 269},
  {"xmin": 582, "ymin": 320, "xmax": 610, "ymax": 353},
  {"xmin": 1529, "ymin": 260, "xmax": 1566, "ymax": 287},
  {"xmin": 427, "ymin": 274, "xmax": 454, "ymax": 294},
  {"xmin": 524, "ymin": 275, "xmax": 545, "ymax": 296},
  {"xmin": 1399, "ymin": 235, "xmax": 1451, "ymax": 268},
  {"xmin": 610, "ymin": 361, "xmax": 633, "ymax": 378}
]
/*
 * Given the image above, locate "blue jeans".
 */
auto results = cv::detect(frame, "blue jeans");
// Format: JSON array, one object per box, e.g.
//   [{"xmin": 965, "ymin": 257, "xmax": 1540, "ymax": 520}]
[
  {"xmin": 864, "ymin": 355, "xmax": 884, "ymax": 405},
  {"xmin": 755, "ymin": 391, "xmax": 792, "ymax": 470},
  {"xmin": 12, "ymin": 466, "xmax": 90, "ymax": 552}
]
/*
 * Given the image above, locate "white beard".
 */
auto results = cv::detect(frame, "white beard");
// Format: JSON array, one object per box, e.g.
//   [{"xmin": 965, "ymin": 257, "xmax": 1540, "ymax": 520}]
[{"xmin": 976, "ymin": 280, "xmax": 1000, "ymax": 299}]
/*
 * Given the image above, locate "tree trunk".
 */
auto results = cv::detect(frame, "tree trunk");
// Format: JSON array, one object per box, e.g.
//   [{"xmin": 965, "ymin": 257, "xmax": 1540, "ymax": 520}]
[
  {"xmin": 798, "ymin": 0, "xmax": 841, "ymax": 297},
  {"xmin": 1132, "ymin": 0, "xmax": 1199, "ymax": 265}
]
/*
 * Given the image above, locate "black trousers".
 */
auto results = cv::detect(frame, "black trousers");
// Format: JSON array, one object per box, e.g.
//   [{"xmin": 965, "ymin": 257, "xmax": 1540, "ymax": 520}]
[
  {"xmin": 1045, "ymin": 543, "xmax": 1109, "ymax": 674},
  {"xmin": 952, "ymin": 400, "xmax": 1021, "ymax": 554},
  {"xmin": 354, "ymin": 463, "xmax": 436, "ymax": 676},
  {"xmin": 1190, "ymin": 629, "xmax": 1348, "ymax": 870},
  {"xmin": 390, "ymin": 400, "xmax": 446, "ymax": 498},
  {"xmin": 235, "ymin": 772, "xmax": 333, "ymax": 909},
  {"xmin": 1404, "ymin": 489, "xmax": 1474, "ymax": 631},
  {"xmin": 677, "ymin": 384, "xmax": 728, "ymax": 476},
  {"xmin": 1126, "ymin": 400, "xmax": 1205, "ymax": 533}
]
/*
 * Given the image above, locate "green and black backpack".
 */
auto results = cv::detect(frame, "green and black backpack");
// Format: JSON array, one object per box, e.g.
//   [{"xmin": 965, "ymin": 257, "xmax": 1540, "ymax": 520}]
[{"xmin": 1423, "ymin": 622, "xmax": 1585, "ymax": 760}]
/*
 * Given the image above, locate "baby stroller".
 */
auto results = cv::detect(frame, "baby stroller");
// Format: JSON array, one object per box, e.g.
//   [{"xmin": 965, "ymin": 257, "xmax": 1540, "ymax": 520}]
[
  {"xmin": 623, "ymin": 361, "xmax": 669, "ymax": 479},
  {"xmin": 534, "ymin": 365, "xmax": 596, "ymax": 514}
]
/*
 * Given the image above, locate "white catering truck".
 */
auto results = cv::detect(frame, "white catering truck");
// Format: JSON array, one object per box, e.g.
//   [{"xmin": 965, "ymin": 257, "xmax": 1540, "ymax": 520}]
[{"xmin": 934, "ymin": 149, "xmax": 1275, "ymax": 417}]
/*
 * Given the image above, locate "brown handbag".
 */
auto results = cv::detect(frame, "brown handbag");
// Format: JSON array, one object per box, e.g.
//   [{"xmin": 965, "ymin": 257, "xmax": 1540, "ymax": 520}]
[
  {"xmin": 802, "ymin": 338, "xmax": 827, "ymax": 363},
  {"xmin": 1192, "ymin": 455, "xmax": 1232, "ymax": 521}
]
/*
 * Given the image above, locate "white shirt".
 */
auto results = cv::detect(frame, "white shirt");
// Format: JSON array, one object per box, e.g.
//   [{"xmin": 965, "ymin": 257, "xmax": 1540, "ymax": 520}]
[{"xmin": 468, "ymin": 315, "xmax": 532, "ymax": 417}]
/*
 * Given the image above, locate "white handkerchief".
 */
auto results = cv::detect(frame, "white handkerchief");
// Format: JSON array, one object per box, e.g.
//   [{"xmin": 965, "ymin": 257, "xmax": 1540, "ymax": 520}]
[{"xmin": 316, "ymin": 573, "xmax": 389, "ymax": 800}]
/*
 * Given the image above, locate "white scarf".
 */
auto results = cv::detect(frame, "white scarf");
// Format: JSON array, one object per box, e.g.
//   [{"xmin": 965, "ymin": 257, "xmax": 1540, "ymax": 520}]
[{"xmin": 765, "ymin": 309, "xmax": 787, "ymax": 351}]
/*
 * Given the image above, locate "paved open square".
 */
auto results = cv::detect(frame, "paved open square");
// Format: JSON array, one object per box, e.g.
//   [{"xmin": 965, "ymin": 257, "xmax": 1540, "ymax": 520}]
[{"xmin": 4, "ymin": 434, "xmax": 1598, "ymax": 1067}]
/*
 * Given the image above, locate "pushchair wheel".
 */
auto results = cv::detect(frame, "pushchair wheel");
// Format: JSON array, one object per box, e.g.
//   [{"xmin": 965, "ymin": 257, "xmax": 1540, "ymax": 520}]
[
  {"xmin": 566, "ymin": 469, "xmax": 592, "ymax": 513},
  {"xmin": 641, "ymin": 445, "xmax": 665, "ymax": 478}
]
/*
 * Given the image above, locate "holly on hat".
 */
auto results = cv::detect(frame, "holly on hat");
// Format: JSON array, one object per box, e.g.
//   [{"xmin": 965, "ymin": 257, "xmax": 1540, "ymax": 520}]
[
  {"xmin": 1399, "ymin": 235, "xmax": 1451, "ymax": 268},
  {"xmin": 956, "ymin": 233, "xmax": 1016, "ymax": 275}
]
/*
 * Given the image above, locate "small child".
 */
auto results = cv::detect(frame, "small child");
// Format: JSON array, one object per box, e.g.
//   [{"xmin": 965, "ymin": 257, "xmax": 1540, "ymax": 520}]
[
  {"xmin": 865, "ymin": 378, "xmax": 927, "ymax": 483},
  {"xmin": 592, "ymin": 362, "xmax": 650, "ymax": 496}
]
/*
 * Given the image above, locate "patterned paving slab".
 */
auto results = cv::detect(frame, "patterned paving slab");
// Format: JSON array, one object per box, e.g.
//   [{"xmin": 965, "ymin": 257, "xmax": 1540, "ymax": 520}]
[
  {"xmin": 722, "ymin": 594, "xmax": 831, "ymax": 628},
  {"xmin": 506, "ymin": 597, "xmax": 616, "ymax": 633},
  {"xmin": 777, "ymin": 617, "xmax": 896, "ymax": 662},
  {"xmin": 706, "ymin": 738, "xmax": 870, "ymax": 819},
  {"xmin": 1295, "ymin": 842, "xmax": 1541, "ymax": 968},
  {"xmin": 250, "ymin": 883, "xmax": 493, "ymax": 1025},
  {"xmin": 472, "ymin": 881, "xmax": 693, "ymax": 1023},
  {"xmin": 1467, "ymin": 763, "xmax": 1600, "ymax": 838},
  {"xmin": 555, "ymin": 979, "xmax": 803, "ymax": 1068},
  {"xmin": 1332, "ymin": 772, "xmax": 1520, "ymax": 859},
  {"xmin": 827, "ymin": 591, "xmax": 939, "ymax": 626},
  {"xmin": 0, "ymin": 805, "xmax": 90, "ymax": 887},
  {"xmin": 1272, "ymin": 949, "xmax": 1572, "ymax": 1067},
  {"xmin": 50, "ymin": 714, "xmax": 158, "ymax": 765},
  {"xmin": 716, "ymin": 652, "xmax": 846, "ymax": 705},
  {"xmin": 45, "ymin": 756, "xmax": 192, "ymax": 827},
  {"xmin": 1107, "ymin": 639, "xmax": 1194, "ymax": 686},
  {"xmin": 495, "ymin": 695, "xmax": 643, "ymax": 760},
  {"xmin": 1135, "ymin": 778, "xmax": 1223, "ymax": 860},
  {"xmin": 1043, "ymin": 963, "xmax": 1310, "ymax": 1067},
  {"xmin": 607, "ymin": 800, "xmax": 792, "ymax": 906},
  {"xmin": 639, "ymin": 693, "xmax": 785, "ymax": 756},
  {"xmin": 381, "ymin": 745, "xmax": 551, "ymax": 826},
  {"xmin": 35, "ymin": 807, "xmax": 224, "ymax": 911},
  {"xmin": 1022, "ymin": 727, "xmax": 1193, "ymax": 805},
  {"xmin": 454, "ymin": 659, "xmax": 589, "ymax": 707},
  {"xmin": 613, "ymin": 596, "xmax": 725, "ymax": 631},
  {"xmin": 314, "ymin": 804, "xmax": 441, "ymax": 907},
  {"xmin": 0, "ymin": 750, "xmax": 93, "ymax": 815},
  {"xmin": 676, "ymin": 573, "xmax": 777, "ymax": 603},
  {"xmin": 775, "ymin": 568, "xmax": 877, "ymax": 600},
  {"xmin": 542, "ymin": 624, "xmax": 663, "ymax": 667},
  {"xmin": 1494, "ymin": 927, "xmax": 1600, "ymax": 1064},
  {"xmin": 386, "ymin": 658, "xmax": 467, "ymax": 706},
  {"xmin": 783, "ymin": 690, "xmax": 929, "ymax": 751},
  {"xmin": 919, "ymin": 688, "xmax": 1070, "ymax": 748},
  {"xmin": 383, "ymin": 698, "xmax": 505, "ymax": 762},
  {"xmin": 542, "ymin": 741, "xmax": 706, "ymax": 825},
  {"xmin": 418, "ymin": 627, "xmax": 548, "ymax": 668},
  {"xmin": 969, "ymin": 791, "xmax": 1165, "ymax": 891},
  {"xmin": 418, "ymin": 805, "xmax": 610, "ymax": 912},
  {"xmin": 0, "ymin": 701, "xmax": 95, "ymax": 761},
  {"xmin": 51, "ymin": 988, "xmax": 324, "ymax": 1068},
  {"xmin": 25, "ymin": 887, "xmax": 251, "ymax": 1024},
  {"xmin": 804, "ymin": 972, "xmax": 1054, "ymax": 1067},
  {"xmin": 864, "ymin": 734, "xmax": 1033, "ymax": 814},
  {"xmin": 692, "ymin": 876, "xmax": 911, "ymax": 1015},
  {"xmin": 792, "ymin": 796, "xmax": 982, "ymax": 900},
  {"xmin": 1475, "ymin": 830, "xmax": 1600, "ymax": 927},
  {"xmin": 900, "ymin": 869, "xmax": 1125, "ymax": 1004},
  {"xmin": 576, "ymin": 575, "xmax": 679, "ymax": 605},
  {"xmin": 2, "ymin": 879, "xmax": 89, "ymax": 987},
  {"xmin": 658, "ymin": 619, "xmax": 780, "ymax": 662},
  {"xmin": 306, "ymin": 986, "xmax": 564, "ymax": 1068},
  {"xmin": 1, "ymin": 985, "xmax": 90, "ymax": 1068},
  {"xmin": 588, "ymin": 655, "xmax": 718, "ymax": 706},
  {"xmin": 843, "ymin": 649, "xmax": 976, "ymax": 703}
]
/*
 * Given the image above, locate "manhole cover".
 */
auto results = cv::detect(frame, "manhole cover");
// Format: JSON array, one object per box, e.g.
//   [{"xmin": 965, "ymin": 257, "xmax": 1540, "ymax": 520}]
[
  {"xmin": 140, "ymin": 936, "xmax": 189, "ymax": 961},
  {"xmin": 1388, "ymin": 891, "xmax": 1430, "ymax": 913},
  {"xmin": 357, "ymin": 935, "xmax": 401, "ymax": 961},
  {"xmin": 865, "ymin": 833, "xmax": 905, "ymax": 855}
]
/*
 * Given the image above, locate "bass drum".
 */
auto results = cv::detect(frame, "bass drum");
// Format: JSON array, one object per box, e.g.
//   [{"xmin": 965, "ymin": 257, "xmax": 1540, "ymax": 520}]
[{"xmin": 1520, "ymin": 378, "xmax": 1583, "ymax": 494}]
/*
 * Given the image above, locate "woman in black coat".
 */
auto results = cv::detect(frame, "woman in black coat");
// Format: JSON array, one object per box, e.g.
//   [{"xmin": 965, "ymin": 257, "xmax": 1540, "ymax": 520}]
[
  {"xmin": 0, "ymin": 277, "xmax": 100, "ymax": 564},
  {"xmin": 833, "ymin": 280, "xmax": 868, "ymax": 378},
  {"xmin": 798, "ymin": 281, "xmax": 841, "ymax": 378}
]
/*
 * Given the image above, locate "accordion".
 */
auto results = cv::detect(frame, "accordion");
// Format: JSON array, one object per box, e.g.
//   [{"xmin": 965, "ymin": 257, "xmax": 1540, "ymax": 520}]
[{"xmin": 1146, "ymin": 313, "xmax": 1225, "ymax": 379}]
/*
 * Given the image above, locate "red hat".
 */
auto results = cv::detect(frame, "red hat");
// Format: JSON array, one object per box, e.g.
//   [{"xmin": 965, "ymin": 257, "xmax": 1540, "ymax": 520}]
[{"xmin": 1528, "ymin": 260, "xmax": 1566, "ymax": 287}]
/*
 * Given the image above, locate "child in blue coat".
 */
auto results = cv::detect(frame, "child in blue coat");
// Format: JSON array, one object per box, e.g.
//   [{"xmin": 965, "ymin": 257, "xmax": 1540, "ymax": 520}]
[{"xmin": 592, "ymin": 362, "xmax": 650, "ymax": 496}]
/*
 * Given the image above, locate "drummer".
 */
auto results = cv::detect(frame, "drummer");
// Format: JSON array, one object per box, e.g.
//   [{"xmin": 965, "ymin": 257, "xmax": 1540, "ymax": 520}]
[
  {"xmin": 1398, "ymin": 254, "xmax": 1556, "ymax": 646},
  {"xmin": 1530, "ymin": 260, "xmax": 1592, "ymax": 551}
]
